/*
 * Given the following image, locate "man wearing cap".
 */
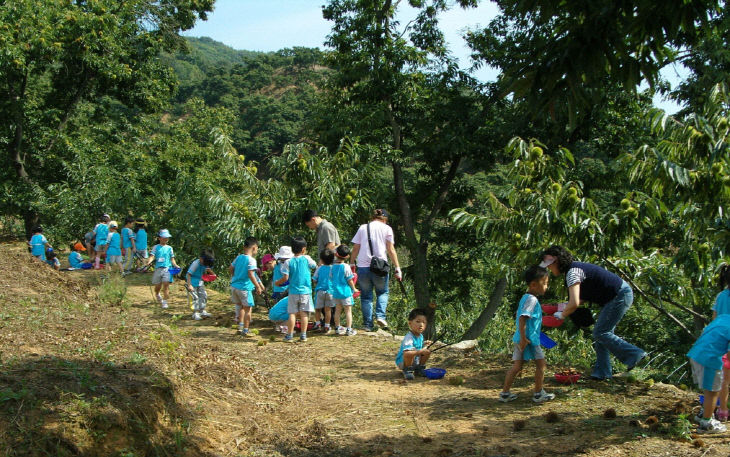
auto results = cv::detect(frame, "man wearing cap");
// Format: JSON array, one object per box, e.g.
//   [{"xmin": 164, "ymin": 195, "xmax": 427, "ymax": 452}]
[
  {"xmin": 303, "ymin": 210, "xmax": 340, "ymax": 256},
  {"xmin": 539, "ymin": 245, "xmax": 646, "ymax": 380}
]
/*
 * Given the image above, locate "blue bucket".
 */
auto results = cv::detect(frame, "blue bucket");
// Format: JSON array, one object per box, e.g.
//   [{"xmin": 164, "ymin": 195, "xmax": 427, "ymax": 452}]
[
  {"xmin": 423, "ymin": 368, "xmax": 446, "ymax": 379},
  {"xmin": 699, "ymin": 395, "xmax": 721, "ymax": 406},
  {"xmin": 540, "ymin": 332, "xmax": 557, "ymax": 349}
]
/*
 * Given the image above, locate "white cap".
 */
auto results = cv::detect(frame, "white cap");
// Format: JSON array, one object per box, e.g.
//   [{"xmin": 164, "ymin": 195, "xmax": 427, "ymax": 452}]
[
  {"xmin": 539, "ymin": 255, "xmax": 556, "ymax": 268},
  {"xmin": 274, "ymin": 246, "xmax": 293, "ymax": 260}
]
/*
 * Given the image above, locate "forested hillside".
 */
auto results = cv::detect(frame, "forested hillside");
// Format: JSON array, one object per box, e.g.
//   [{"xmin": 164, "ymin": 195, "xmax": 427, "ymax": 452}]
[{"xmin": 1, "ymin": 0, "xmax": 729, "ymax": 406}]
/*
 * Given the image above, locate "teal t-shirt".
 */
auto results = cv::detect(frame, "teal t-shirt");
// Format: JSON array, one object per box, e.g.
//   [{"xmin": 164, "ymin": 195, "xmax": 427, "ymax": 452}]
[
  {"xmin": 187, "ymin": 259, "xmax": 205, "ymax": 287},
  {"xmin": 30, "ymin": 234, "xmax": 47, "ymax": 257},
  {"xmin": 231, "ymin": 254, "xmax": 257, "ymax": 290},
  {"xmin": 512, "ymin": 293, "xmax": 542, "ymax": 347},
  {"xmin": 106, "ymin": 232, "xmax": 122, "ymax": 256},
  {"xmin": 121, "ymin": 227, "xmax": 135, "ymax": 249},
  {"xmin": 688, "ymin": 314, "xmax": 730, "ymax": 370},
  {"xmin": 395, "ymin": 331, "xmax": 423, "ymax": 367},
  {"xmin": 135, "ymin": 228, "xmax": 148, "ymax": 251},
  {"xmin": 313, "ymin": 265, "xmax": 333, "ymax": 293},
  {"xmin": 272, "ymin": 263, "xmax": 286, "ymax": 293},
  {"xmin": 152, "ymin": 244, "xmax": 174, "ymax": 268},
  {"xmin": 330, "ymin": 263, "xmax": 354, "ymax": 299},
  {"xmin": 95, "ymin": 223, "xmax": 109, "ymax": 246},
  {"xmin": 282, "ymin": 255, "xmax": 316, "ymax": 295},
  {"xmin": 68, "ymin": 252, "xmax": 84, "ymax": 268},
  {"xmin": 713, "ymin": 289, "xmax": 730, "ymax": 316}
]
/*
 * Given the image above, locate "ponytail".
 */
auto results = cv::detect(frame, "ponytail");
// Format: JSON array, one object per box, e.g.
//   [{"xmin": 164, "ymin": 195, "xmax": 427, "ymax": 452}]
[{"xmin": 720, "ymin": 264, "xmax": 730, "ymax": 290}]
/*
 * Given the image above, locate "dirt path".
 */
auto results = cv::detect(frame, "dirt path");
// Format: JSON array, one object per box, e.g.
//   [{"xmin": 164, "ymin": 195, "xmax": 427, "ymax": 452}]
[{"xmin": 1, "ymin": 242, "xmax": 730, "ymax": 456}]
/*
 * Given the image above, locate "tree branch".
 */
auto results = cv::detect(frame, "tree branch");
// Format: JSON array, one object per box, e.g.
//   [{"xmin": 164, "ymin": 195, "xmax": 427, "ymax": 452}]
[{"xmin": 421, "ymin": 156, "xmax": 462, "ymax": 242}]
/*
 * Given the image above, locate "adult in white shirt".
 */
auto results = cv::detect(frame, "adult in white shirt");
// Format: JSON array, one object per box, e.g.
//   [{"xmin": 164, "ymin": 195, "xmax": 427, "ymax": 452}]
[{"xmin": 350, "ymin": 209, "xmax": 402, "ymax": 331}]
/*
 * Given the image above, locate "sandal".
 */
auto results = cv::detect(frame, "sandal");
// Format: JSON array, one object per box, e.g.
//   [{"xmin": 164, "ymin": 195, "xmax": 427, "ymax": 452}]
[{"xmin": 716, "ymin": 408, "xmax": 729, "ymax": 421}]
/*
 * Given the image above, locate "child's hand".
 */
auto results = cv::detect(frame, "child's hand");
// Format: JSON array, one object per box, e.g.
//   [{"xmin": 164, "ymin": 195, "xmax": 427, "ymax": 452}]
[
  {"xmin": 186, "ymin": 284, "xmax": 194, "ymax": 292},
  {"xmin": 519, "ymin": 338, "xmax": 528, "ymax": 351},
  {"xmin": 424, "ymin": 340, "xmax": 432, "ymax": 347},
  {"xmin": 420, "ymin": 348, "xmax": 431, "ymax": 357}
]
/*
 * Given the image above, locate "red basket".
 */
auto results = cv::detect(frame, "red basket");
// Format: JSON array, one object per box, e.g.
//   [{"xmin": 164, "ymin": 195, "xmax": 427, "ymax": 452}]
[
  {"xmin": 542, "ymin": 316, "xmax": 565, "ymax": 328},
  {"xmin": 541, "ymin": 304, "xmax": 559, "ymax": 315},
  {"xmin": 202, "ymin": 273, "xmax": 217, "ymax": 282},
  {"xmin": 554, "ymin": 373, "xmax": 581, "ymax": 384}
]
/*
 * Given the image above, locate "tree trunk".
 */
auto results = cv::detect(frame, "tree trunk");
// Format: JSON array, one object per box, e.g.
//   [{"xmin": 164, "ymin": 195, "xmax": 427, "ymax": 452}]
[{"xmin": 460, "ymin": 275, "xmax": 508, "ymax": 341}]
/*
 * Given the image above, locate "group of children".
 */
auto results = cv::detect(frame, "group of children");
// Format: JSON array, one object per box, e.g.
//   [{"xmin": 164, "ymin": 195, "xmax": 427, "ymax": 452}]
[
  {"xmin": 228, "ymin": 236, "xmax": 359, "ymax": 342},
  {"xmin": 87, "ymin": 215, "xmax": 149, "ymax": 272}
]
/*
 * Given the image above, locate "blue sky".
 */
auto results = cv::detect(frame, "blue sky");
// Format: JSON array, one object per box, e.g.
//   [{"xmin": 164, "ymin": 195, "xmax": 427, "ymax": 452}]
[{"xmin": 183, "ymin": 0, "xmax": 683, "ymax": 112}]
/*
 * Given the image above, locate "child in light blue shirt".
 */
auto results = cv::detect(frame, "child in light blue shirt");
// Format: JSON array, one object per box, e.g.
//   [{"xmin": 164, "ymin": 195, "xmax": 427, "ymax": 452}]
[
  {"xmin": 134, "ymin": 219, "xmax": 148, "ymax": 262},
  {"xmin": 312, "ymin": 249, "xmax": 335, "ymax": 334},
  {"xmin": 395, "ymin": 308, "xmax": 431, "ymax": 380},
  {"xmin": 275, "ymin": 236, "xmax": 317, "ymax": 342},
  {"xmin": 186, "ymin": 249, "xmax": 215, "ymax": 321},
  {"xmin": 93, "ymin": 214, "xmax": 110, "ymax": 269},
  {"xmin": 68, "ymin": 242, "xmax": 87, "ymax": 269},
  {"xmin": 147, "ymin": 229, "xmax": 180, "ymax": 309},
  {"xmin": 687, "ymin": 314, "xmax": 730, "ymax": 433},
  {"xmin": 230, "ymin": 237, "xmax": 264, "ymax": 335},
  {"xmin": 105, "ymin": 221, "xmax": 123, "ymax": 272},
  {"xmin": 499, "ymin": 265, "xmax": 555, "ymax": 404},
  {"xmin": 711, "ymin": 265, "xmax": 730, "ymax": 423},
  {"xmin": 121, "ymin": 216, "xmax": 137, "ymax": 273},
  {"xmin": 332, "ymin": 244, "xmax": 358, "ymax": 336},
  {"xmin": 28, "ymin": 226, "xmax": 51, "ymax": 261},
  {"xmin": 46, "ymin": 250, "xmax": 60, "ymax": 270}
]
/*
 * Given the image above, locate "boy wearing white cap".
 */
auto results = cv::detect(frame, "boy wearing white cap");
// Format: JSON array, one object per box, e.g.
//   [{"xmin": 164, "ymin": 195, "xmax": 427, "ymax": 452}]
[
  {"xmin": 272, "ymin": 246, "xmax": 292, "ymax": 302},
  {"xmin": 147, "ymin": 229, "xmax": 180, "ymax": 309}
]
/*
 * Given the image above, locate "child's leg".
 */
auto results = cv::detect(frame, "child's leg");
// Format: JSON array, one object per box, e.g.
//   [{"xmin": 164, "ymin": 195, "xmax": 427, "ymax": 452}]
[
  {"xmin": 299, "ymin": 311, "xmax": 309, "ymax": 333},
  {"xmin": 502, "ymin": 360, "xmax": 524, "ymax": 393},
  {"xmin": 719, "ymin": 368, "xmax": 730, "ymax": 413},
  {"xmin": 403, "ymin": 351, "xmax": 418, "ymax": 369},
  {"xmin": 334, "ymin": 304, "xmax": 342, "ymax": 328},
  {"xmin": 702, "ymin": 389, "xmax": 721, "ymax": 419},
  {"xmin": 534, "ymin": 358, "xmax": 547, "ymax": 393},
  {"xmin": 314, "ymin": 308, "xmax": 322, "ymax": 323},
  {"xmin": 345, "ymin": 305, "xmax": 353, "ymax": 329},
  {"xmin": 324, "ymin": 306, "xmax": 332, "ymax": 328},
  {"xmin": 154, "ymin": 283, "xmax": 162, "ymax": 296},
  {"xmin": 161, "ymin": 282, "xmax": 170, "ymax": 300},
  {"xmin": 242, "ymin": 306, "xmax": 252, "ymax": 329},
  {"xmin": 287, "ymin": 313, "xmax": 297, "ymax": 334}
]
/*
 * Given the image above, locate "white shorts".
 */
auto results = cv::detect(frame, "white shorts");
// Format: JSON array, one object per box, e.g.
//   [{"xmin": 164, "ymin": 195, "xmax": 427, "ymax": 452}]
[
  {"xmin": 231, "ymin": 287, "xmax": 253, "ymax": 307},
  {"xmin": 333, "ymin": 297, "xmax": 353, "ymax": 307},
  {"xmin": 512, "ymin": 343, "xmax": 545, "ymax": 361},
  {"xmin": 315, "ymin": 290, "xmax": 334, "ymax": 309},
  {"xmin": 136, "ymin": 249, "xmax": 149, "ymax": 259},
  {"xmin": 107, "ymin": 255, "xmax": 123, "ymax": 264},
  {"xmin": 690, "ymin": 359, "xmax": 724, "ymax": 391},
  {"xmin": 151, "ymin": 268, "xmax": 171, "ymax": 284},
  {"xmin": 287, "ymin": 294, "xmax": 314, "ymax": 314}
]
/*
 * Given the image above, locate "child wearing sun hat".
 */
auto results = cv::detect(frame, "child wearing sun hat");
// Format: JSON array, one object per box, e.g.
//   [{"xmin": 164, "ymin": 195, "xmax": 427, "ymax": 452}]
[{"xmin": 147, "ymin": 229, "xmax": 180, "ymax": 309}]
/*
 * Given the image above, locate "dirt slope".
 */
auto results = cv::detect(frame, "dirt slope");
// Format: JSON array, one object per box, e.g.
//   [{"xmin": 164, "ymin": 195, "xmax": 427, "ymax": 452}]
[{"xmin": 0, "ymin": 241, "xmax": 728, "ymax": 456}]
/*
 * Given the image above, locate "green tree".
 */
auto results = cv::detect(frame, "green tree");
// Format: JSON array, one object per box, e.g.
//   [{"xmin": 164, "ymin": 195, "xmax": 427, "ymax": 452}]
[{"xmin": 0, "ymin": 0, "xmax": 213, "ymax": 235}]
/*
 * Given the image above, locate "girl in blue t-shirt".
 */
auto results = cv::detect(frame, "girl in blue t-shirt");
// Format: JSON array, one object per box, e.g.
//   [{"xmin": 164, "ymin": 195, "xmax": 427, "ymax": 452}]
[
  {"xmin": 28, "ymin": 226, "xmax": 52, "ymax": 262},
  {"xmin": 105, "ymin": 221, "xmax": 123, "ymax": 272},
  {"xmin": 93, "ymin": 214, "xmax": 110, "ymax": 269},
  {"xmin": 713, "ymin": 265, "xmax": 730, "ymax": 422},
  {"xmin": 331, "ymin": 244, "xmax": 359, "ymax": 336},
  {"xmin": 133, "ymin": 219, "xmax": 148, "ymax": 270}
]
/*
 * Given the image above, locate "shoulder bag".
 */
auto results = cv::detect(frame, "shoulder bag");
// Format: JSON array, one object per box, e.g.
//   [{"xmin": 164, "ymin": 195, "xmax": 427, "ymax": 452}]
[{"xmin": 367, "ymin": 222, "xmax": 390, "ymax": 277}]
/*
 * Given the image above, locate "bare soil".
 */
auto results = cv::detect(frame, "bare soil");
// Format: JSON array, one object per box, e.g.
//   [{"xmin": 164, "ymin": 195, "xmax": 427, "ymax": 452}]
[{"xmin": 1, "ymin": 241, "xmax": 729, "ymax": 456}]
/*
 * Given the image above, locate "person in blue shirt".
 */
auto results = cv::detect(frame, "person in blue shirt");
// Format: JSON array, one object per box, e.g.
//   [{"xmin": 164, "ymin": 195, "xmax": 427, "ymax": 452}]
[
  {"xmin": 275, "ymin": 236, "xmax": 317, "ymax": 342},
  {"xmin": 711, "ymin": 265, "xmax": 730, "ymax": 422},
  {"xmin": 28, "ymin": 226, "xmax": 52, "ymax": 262},
  {"xmin": 147, "ymin": 229, "xmax": 180, "ymax": 309},
  {"xmin": 395, "ymin": 308, "xmax": 432, "ymax": 380},
  {"xmin": 230, "ymin": 237, "xmax": 265, "ymax": 336},
  {"xmin": 271, "ymin": 246, "xmax": 292, "ymax": 302},
  {"xmin": 45, "ymin": 250, "xmax": 60, "ymax": 270},
  {"xmin": 332, "ymin": 244, "xmax": 359, "ymax": 336},
  {"xmin": 133, "ymin": 219, "xmax": 148, "ymax": 269},
  {"xmin": 93, "ymin": 214, "xmax": 110, "ymax": 270},
  {"xmin": 186, "ymin": 249, "xmax": 216, "ymax": 321},
  {"xmin": 687, "ymin": 314, "xmax": 730, "ymax": 433},
  {"xmin": 105, "ymin": 221, "xmax": 123, "ymax": 272},
  {"xmin": 121, "ymin": 216, "xmax": 137, "ymax": 273},
  {"xmin": 68, "ymin": 242, "xmax": 87, "ymax": 269},
  {"xmin": 499, "ymin": 265, "xmax": 555, "ymax": 403},
  {"xmin": 312, "ymin": 249, "xmax": 335, "ymax": 334}
]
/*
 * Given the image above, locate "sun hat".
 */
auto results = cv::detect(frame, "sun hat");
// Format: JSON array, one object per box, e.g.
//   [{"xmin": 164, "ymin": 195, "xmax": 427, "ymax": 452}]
[
  {"xmin": 261, "ymin": 254, "xmax": 276, "ymax": 270},
  {"xmin": 109, "ymin": 220, "xmax": 118, "ymax": 228},
  {"xmin": 539, "ymin": 255, "xmax": 556, "ymax": 268},
  {"xmin": 73, "ymin": 242, "xmax": 86, "ymax": 251},
  {"xmin": 274, "ymin": 246, "xmax": 293, "ymax": 260},
  {"xmin": 158, "ymin": 229, "xmax": 172, "ymax": 238}
]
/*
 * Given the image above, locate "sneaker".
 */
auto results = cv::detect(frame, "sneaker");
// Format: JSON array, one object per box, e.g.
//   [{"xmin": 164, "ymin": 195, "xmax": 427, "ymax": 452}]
[
  {"xmin": 716, "ymin": 409, "xmax": 729, "ymax": 422},
  {"xmin": 336, "ymin": 326, "xmax": 346, "ymax": 335},
  {"xmin": 699, "ymin": 417, "xmax": 727, "ymax": 433},
  {"xmin": 533, "ymin": 390, "xmax": 555, "ymax": 403},
  {"xmin": 361, "ymin": 326, "xmax": 374, "ymax": 332},
  {"xmin": 499, "ymin": 392, "xmax": 518, "ymax": 403},
  {"xmin": 403, "ymin": 369, "xmax": 415, "ymax": 381},
  {"xmin": 322, "ymin": 326, "xmax": 332, "ymax": 335},
  {"xmin": 192, "ymin": 312, "xmax": 202, "ymax": 321},
  {"xmin": 200, "ymin": 310, "xmax": 212, "ymax": 318},
  {"xmin": 280, "ymin": 325, "xmax": 288, "ymax": 334},
  {"xmin": 240, "ymin": 328, "xmax": 250, "ymax": 336},
  {"xmin": 625, "ymin": 352, "xmax": 647, "ymax": 372},
  {"xmin": 346, "ymin": 328, "xmax": 357, "ymax": 336},
  {"xmin": 300, "ymin": 333, "xmax": 307, "ymax": 342},
  {"xmin": 312, "ymin": 322, "xmax": 322, "ymax": 332},
  {"xmin": 284, "ymin": 333, "xmax": 294, "ymax": 342},
  {"xmin": 376, "ymin": 318, "xmax": 388, "ymax": 329},
  {"xmin": 161, "ymin": 301, "xmax": 168, "ymax": 309},
  {"xmin": 414, "ymin": 364, "xmax": 427, "ymax": 377}
]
